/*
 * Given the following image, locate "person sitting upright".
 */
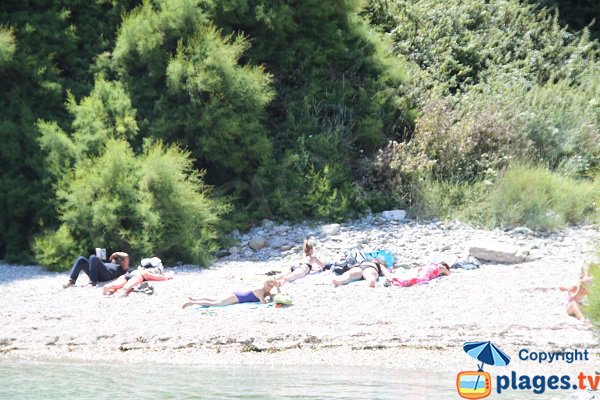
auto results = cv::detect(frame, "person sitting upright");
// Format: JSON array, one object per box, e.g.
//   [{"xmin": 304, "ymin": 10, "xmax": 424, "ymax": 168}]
[{"xmin": 63, "ymin": 251, "xmax": 129, "ymax": 288}]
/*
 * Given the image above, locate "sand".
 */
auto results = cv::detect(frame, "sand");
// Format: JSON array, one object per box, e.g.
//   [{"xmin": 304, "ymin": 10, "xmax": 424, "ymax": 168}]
[{"xmin": 0, "ymin": 220, "xmax": 598, "ymax": 375}]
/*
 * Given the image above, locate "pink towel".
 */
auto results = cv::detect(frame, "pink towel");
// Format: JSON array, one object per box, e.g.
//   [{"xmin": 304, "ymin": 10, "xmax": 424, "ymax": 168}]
[{"xmin": 391, "ymin": 263, "xmax": 444, "ymax": 287}]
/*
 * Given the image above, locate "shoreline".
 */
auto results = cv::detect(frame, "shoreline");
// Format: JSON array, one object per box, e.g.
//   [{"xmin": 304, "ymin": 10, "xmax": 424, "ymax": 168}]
[{"xmin": 1, "ymin": 218, "xmax": 599, "ymax": 374}]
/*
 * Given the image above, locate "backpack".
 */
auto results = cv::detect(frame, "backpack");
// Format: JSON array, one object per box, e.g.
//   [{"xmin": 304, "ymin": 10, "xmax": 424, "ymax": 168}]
[
  {"xmin": 330, "ymin": 248, "xmax": 367, "ymax": 275},
  {"xmin": 364, "ymin": 249, "xmax": 396, "ymax": 267}
]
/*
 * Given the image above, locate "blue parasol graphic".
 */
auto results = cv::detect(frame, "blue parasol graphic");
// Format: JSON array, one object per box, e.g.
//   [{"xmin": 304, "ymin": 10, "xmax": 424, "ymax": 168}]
[
  {"xmin": 464, "ymin": 341, "xmax": 511, "ymax": 370},
  {"xmin": 463, "ymin": 341, "xmax": 511, "ymax": 391}
]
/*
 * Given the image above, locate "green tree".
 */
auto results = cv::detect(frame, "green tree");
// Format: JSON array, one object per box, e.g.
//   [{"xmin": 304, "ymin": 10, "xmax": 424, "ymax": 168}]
[
  {"xmin": 36, "ymin": 75, "xmax": 227, "ymax": 269},
  {"xmin": 0, "ymin": 0, "xmax": 137, "ymax": 262}
]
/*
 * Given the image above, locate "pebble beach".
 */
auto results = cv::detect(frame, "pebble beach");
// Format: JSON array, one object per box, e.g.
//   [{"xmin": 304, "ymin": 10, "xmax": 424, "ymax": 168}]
[{"xmin": 1, "ymin": 214, "xmax": 599, "ymax": 376}]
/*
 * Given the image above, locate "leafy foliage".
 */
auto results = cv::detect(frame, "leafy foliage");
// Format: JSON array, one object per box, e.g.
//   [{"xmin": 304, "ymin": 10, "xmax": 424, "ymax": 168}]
[
  {"xmin": 0, "ymin": 0, "xmax": 137, "ymax": 262},
  {"xmin": 2, "ymin": 0, "xmax": 600, "ymax": 265},
  {"xmin": 586, "ymin": 262, "xmax": 600, "ymax": 324},
  {"xmin": 475, "ymin": 164, "xmax": 599, "ymax": 231}
]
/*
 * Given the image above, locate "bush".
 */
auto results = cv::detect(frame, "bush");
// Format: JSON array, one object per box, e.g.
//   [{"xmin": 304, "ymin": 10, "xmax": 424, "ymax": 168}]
[
  {"xmin": 34, "ymin": 139, "xmax": 228, "ymax": 270},
  {"xmin": 586, "ymin": 262, "xmax": 600, "ymax": 324},
  {"xmin": 33, "ymin": 226, "xmax": 82, "ymax": 272},
  {"xmin": 363, "ymin": 0, "xmax": 600, "ymax": 179},
  {"xmin": 407, "ymin": 177, "xmax": 491, "ymax": 221},
  {"xmin": 478, "ymin": 164, "xmax": 599, "ymax": 230},
  {"xmin": 365, "ymin": 98, "xmax": 530, "ymax": 208}
]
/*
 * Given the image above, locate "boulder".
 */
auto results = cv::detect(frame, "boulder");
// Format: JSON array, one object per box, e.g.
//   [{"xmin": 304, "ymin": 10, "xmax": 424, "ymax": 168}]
[
  {"xmin": 248, "ymin": 236, "xmax": 268, "ymax": 250},
  {"xmin": 321, "ymin": 223, "xmax": 341, "ymax": 236},
  {"xmin": 468, "ymin": 240, "xmax": 529, "ymax": 263},
  {"xmin": 380, "ymin": 210, "xmax": 407, "ymax": 221}
]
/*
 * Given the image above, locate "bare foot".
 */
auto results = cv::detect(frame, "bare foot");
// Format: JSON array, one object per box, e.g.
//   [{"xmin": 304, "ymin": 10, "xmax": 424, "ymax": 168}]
[
  {"xmin": 62, "ymin": 280, "xmax": 73, "ymax": 289},
  {"xmin": 182, "ymin": 302, "xmax": 196, "ymax": 309},
  {"xmin": 103, "ymin": 287, "xmax": 115, "ymax": 296},
  {"xmin": 116, "ymin": 288, "xmax": 130, "ymax": 298},
  {"xmin": 368, "ymin": 280, "xmax": 376, "ymax": 288},
  {"xmin": 332, "ymin": 279, "xmax": 342, "ymax": 287}
]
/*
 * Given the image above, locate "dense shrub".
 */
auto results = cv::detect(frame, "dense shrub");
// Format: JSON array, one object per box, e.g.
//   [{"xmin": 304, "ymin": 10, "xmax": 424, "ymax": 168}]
[
  {"xmin": 0, "ymin": 26, "xmax": 15, "ymax": 66},
  {"xmin": 36, "ymin": 74, "xmax": 227, "ymax": 269},
  {"xmin": 205, "ymin": 0, "xmax": 412, "ymax": 219},
  {"xmin": 111, "ymin": 0, "xmax": 274, "ymax": 182},
  {"xmin": 365, "ymin": 0, "xmax": 598, "ymax": 95},
  {"xmin": 0, "ymin": 0, "xmax": 137, "ymax": 262},
  {"xmin": 34, "ymin": 139, "xmax": 227, "ymax": 270},
  {"xmin": 586, "ymin": 262, "xmax": 600, "ymax": 325},
  {"xmin": 476, "ymin": 164, "xmax": 599, "ymax": 231},
  {"xmin": 366, "ymin": 98, "xmax": 530, "ymax": 206},
  {"xmin": 361, "ymin": 0, "xmax": 600, "ymax": 191}
]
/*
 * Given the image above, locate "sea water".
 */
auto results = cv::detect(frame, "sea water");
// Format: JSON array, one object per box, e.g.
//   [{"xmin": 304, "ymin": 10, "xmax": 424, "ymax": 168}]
[{"xmin": 0, "ymin": 361, "xmax": 562, "ymax": 399}]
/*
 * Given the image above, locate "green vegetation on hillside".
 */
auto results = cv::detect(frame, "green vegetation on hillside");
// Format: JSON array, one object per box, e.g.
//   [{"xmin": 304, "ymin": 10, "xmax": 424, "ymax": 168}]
[{"xmin": 0, "ymin": 0, "xmax": 598, "ymax": 267}]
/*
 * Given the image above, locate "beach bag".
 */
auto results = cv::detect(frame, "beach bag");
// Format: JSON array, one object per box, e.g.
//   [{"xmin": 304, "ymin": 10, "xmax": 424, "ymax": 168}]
[
  {"xmin": 273, "ymin": 293, "xmax": 293, "ymax": 305},
  {"xmin": 139, "ymin": 257, "xmax": 164, "ymax": 273},
  {"xmin": 364, "ymin": 249, "xmax": 396, "ymax": 267}
]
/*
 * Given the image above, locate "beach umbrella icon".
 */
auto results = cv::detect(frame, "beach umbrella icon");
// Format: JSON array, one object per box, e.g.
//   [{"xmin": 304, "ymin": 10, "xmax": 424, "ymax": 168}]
[
  {"xmin": 463, "ymin": 341, "xmax": 511, "ymax": 371},
  {"xmin": 462, "ymin": 341, "xmax": 511, "ymax": 396}
]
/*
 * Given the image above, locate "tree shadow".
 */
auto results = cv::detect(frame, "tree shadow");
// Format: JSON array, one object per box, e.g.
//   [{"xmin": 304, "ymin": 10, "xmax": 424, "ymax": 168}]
[
  {"xmin": 529, "ymin": 0, "xmax": 599, "ymax": 38},
  {"xmin": 0, "ymin": 263, "xmax": 57, "ymax": 285}
]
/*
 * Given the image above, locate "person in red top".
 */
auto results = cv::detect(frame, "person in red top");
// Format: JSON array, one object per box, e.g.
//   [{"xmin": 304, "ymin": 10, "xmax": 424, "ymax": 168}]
[{"xmin": 391, "ymin": 261, "xmax": 451, "ymax": 287}]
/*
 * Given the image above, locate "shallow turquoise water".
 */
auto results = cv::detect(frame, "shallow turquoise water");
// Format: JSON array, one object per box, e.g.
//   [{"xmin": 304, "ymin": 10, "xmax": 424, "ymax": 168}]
[{"xmin": 0, "ymin": 362, "xmax": 562, "ymax": 399}]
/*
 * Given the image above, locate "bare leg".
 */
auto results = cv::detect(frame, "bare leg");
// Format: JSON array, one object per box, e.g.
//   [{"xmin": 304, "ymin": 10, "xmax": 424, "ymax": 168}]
[
  {"xmin": 362, "ymin": 268, "xmax": 379, "ymax": 288},
  {"xmin": 332, "ymin": 267, "xmax": 364, "ymax": 287},
  {"xmin": 115, "ymin": 275, "xmax": 144, "ymax": 297},
  {"xmin": 279, "ymin": 265, "xmax": 309, "ymax": 283},
  {"xmin": 102, "ymin": 275, "xmax": 128, "ymax": 295},
  {"xmin": 182, "ymin": 294, "xmax": 239, "ymax": 308},
  {"xmin": 567, "ymin": 301, "xmax": 586, "ymax": 321}
]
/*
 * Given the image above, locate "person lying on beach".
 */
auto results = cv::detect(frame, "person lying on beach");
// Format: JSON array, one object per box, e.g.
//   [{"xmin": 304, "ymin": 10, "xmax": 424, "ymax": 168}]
[
  {"xmin": 63, "ymin": 251, "xmax": 129, "ymax": 288},
  {"xmin": 332, "ymin": 258, "xmax": 392, "ymax": 288},
  {"xmin": 560, "ymin": 268, "xmax": 593, "ymax": 324},
  {"xmin": 102, "ymin": 265, "xmax": 173, "ymax": 297},
  {"xmin": 389, "ymin": 261, "xmax": 450, "ymax": 287},
  {"xmin": 276, "ymin": 239, "xmax": 327, "ymax": 283},
  {"xmin": 181, "ymin": 279, "xmax": 280, "ymax": 308}
]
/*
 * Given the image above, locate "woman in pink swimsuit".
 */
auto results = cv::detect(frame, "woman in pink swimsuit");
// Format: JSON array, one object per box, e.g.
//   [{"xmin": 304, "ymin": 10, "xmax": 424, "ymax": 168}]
[
  {"xmin": 560, "ymin": 270, "xmax": 592, "ymax": 324},
  {"xmin": 391, "ymin": 262, "xmax": 451, "ymax": 287}
]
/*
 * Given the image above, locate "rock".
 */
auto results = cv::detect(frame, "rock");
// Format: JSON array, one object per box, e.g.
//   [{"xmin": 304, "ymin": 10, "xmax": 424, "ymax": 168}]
[
  {"xmin": 509, "ymin": 227, "xmax": 534, "ymax": 236},
  {"xmin": 243, "ymin": 249, "xmax": 254, "ymax": 258},
  {"xmin": 228, "ymin": 247, "xmax": 239, "ymax": 255},
  {"xmin": 468, "ymin": 240, "xmax": 530, "ymax": 263},
  {"xmin": 321, "ymin": 223, "xmax": 341, "ymax": 236},
  {"xmin": 280, "ymin": 245, "xmax": 292, "ymax": 251},
  {"xmin": 268, "ymin": 236, "xmax": 288, "ymax": 249},
  {"xmin": 380, "ymin": 210, "xmax": 407, "ymax": 221},
  {"xmin": 215, "ymin": 249, "xmax": 230, "ymax": 258},
  {"xmin": 248, "ymin": 236, "xmax": 268, "ymax": 250},
  {"xmin": 273, "ymin": 225, "xmax": 291, "ymax": 233},
  {"xmin": 261, "ymin": 219, "xmax": 274, "ymax": 228}
]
